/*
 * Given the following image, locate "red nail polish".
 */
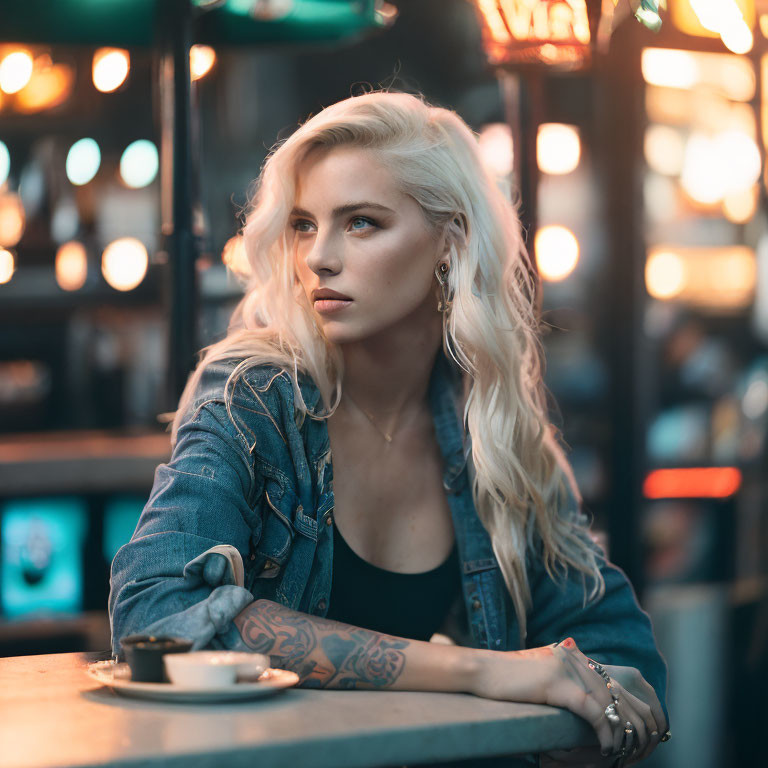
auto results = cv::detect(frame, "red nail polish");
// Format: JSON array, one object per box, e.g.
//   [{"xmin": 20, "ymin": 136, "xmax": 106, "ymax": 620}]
[{"xmin": 562, "ymin": 637, "xmax": 574, "ymax": 648}]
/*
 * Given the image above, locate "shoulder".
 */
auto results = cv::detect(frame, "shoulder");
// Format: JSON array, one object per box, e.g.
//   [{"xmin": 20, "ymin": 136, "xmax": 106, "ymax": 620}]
[{"xmin": 181, "ymin": 358, "xmax": 295, "ymax": 425}]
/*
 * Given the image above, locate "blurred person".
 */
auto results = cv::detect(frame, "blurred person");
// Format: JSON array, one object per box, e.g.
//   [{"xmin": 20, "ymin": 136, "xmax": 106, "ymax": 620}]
[{"xmin": 109, "ymin": 90, "xmax": 669, "ymax": 768}]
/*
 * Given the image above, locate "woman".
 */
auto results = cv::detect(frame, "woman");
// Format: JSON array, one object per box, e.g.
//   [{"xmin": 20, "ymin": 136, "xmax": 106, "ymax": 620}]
[{"xmin": 109, "ymin": 89, "xmax": 669, "ymax": 768}]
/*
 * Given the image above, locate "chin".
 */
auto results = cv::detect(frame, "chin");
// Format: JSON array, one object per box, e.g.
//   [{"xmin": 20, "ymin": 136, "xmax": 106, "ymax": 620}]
[{"xmin": 318, "ymin": 325, "xmax": 366, "ymax": 345}]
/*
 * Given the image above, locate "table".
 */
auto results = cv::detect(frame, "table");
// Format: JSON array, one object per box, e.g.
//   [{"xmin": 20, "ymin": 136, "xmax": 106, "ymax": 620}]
[{"xmin": 1, "ymin": 651, "xmax": 597, "ymax": 768}]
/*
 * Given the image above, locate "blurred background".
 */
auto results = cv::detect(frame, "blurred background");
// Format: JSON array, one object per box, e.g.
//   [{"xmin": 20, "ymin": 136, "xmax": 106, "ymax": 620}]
[{"xmin": 0, "ymin": 1, "xmax": 765, "ymax": 766}]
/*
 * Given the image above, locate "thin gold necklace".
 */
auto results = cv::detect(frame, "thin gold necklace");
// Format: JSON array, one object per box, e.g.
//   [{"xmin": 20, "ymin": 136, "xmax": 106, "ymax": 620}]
[{"xmin": 342, "ymin": 390, "xmax": 402, "ymax": 443}]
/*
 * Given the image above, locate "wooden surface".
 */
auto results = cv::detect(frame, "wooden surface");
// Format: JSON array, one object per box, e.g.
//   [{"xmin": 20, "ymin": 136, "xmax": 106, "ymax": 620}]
[{"xmin": 0, "ymin": 651, "xmax": 597, "ymax": 768}]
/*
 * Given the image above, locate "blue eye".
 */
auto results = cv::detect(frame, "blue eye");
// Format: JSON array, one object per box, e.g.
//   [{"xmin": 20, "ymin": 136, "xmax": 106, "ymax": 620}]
[
  {"xmin": 350, "ymin": 216, "xmax": 375, "ymax": 230},
  {"xmin": 290, "ymin": 216, "xmax": 377, "ymax": 233}
]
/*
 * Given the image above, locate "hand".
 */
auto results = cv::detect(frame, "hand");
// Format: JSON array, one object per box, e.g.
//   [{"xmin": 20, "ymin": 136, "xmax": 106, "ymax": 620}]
[
  {"xmin": 540, "ymin": 638, "xmax": 668, "ymax": 765},
  {"xmin": 470, "ymin": 638, "xmax": 667, "ymax": 765}
]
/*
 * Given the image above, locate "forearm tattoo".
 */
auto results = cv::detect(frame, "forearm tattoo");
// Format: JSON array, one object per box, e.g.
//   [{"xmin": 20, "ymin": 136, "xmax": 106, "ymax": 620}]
[{"xmin": 234, "ymin": 600, "xmax": 409, "ymax": 689}]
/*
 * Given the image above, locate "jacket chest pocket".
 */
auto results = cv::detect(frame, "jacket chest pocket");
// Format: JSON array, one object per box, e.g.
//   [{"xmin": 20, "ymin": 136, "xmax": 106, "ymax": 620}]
[{"xmin": 248, "ymin": 469, "xmax": 297, "ymax": 580}]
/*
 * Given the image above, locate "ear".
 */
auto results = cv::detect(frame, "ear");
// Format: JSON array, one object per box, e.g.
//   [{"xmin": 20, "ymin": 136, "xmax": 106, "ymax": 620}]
[{"xmin": 444, "ymin": 214, "xmax": 468, "ymax": 253}]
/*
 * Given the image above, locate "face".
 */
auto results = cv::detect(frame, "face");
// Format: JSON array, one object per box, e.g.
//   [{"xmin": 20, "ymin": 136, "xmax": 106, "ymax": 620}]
[{"xmin": 289, "ymin": 146, "xmax": 448, "ymax": 345}]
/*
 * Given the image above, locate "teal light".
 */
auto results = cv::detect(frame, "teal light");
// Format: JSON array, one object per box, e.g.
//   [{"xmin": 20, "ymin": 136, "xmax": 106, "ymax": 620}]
[
  {"xmin": 1, "ymin": 498, "xmax": 87, "ymax": 619},
  {"xmin": 635, "ymin": 0, "xmax": 663, "ymax": 33},
  {"xmin": 66, "ymin": 138, "xmax": 101, "ymax": 186},
  {"xmin": 103, "ymin": 496, "xmax": 145, "ymax": 563},
  {"xmin": 0, "ymin": 1, "xmax": 388, "ymax": 47},
  {"xmin": 0, "ymin": 141, "xmax": 10, "ymax": 187},
  {"xmin": 119, "ymin": 139, "xmax": 159, "ymax": 189}
]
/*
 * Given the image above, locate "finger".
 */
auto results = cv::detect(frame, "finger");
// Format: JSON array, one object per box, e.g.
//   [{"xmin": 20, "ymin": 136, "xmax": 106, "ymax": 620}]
[
  {"xmin": 571, "ymin": 664, "xmax": 645, "ymax": 757},
  {"xmin": 557, "ymin": 647, "xmax": 628, "ymax": 756},
  {"xmin": 626, "ymin": 677, "xmax": 668, "ymax": 762},
  {"xmin": 628, "ymin": 672, "xmax": 668, "ymax": 730},
  {"xmin": 552, "ymin": 646, "xmax": 617, "ymax": 756},
  {"xmin": 564, "ymin": 653, "xmax": 650, "ymax": 758},
  {"xmin": 612, "ymin": 692, "xmax": 649, "ymax": 758},
  {"xmin": 618, "ymin": 687, "xmax": 661, "ymax": 762}
]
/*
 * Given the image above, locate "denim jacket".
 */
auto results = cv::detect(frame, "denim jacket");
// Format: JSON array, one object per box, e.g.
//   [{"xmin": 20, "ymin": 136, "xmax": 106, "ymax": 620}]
[{"xmin": 108, "ymin": 349, "xmax": 669, "ymax": 724}]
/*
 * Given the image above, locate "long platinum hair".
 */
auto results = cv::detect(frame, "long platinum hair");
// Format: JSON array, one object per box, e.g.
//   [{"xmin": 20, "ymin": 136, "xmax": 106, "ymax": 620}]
[{"xmin": 168, "ymin": 89, "xmax": 605, "ymax": 646}]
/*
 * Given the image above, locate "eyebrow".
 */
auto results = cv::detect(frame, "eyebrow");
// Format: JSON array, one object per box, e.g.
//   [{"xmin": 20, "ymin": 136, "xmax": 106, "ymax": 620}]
[{"xmin": 290, "ymin": 202, "xmax": 395, "ymax": 218}]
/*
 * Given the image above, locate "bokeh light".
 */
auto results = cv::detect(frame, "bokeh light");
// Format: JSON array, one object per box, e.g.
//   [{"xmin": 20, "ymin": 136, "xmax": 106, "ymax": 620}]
[
  {"xmin": 51, "ymin": 197, "xmax": 80, "ymax": 244},
  {"xmin": 222, "ymin": 235, "xmax": 252, "ymax": 279},
  {"xmin": 55, "ymin": 241, "xmax": 88, "ymax": 292},
  {"xmin": 0, "ymin": 50, "xmax": 34, "ymax": 94},
  {"xmin": 743, "ymin": 378, "xmax": 768, "ymax": 419},
  {"xmin": 535, "ymin": 225, "xmax": 579, "ymax": 282},
  {"xmin": 92, "ymin": 48, "xmax": 129, "ymax": 93},
  {"xmin": 723, "ymin": 184, "xmax": 759, "ymax": 223},
  {"xmin": 15, "ymin": 59, "xmax": 74, "ymax": 113},
  {"xmin": 190, "ymin": 45, "xmax": 216, "ymax": 81},
  {"xmin": 537, "ymin": 124, "xmax": 580, "ymax": 175},
  {"xmin": 0, "ymin": 141, "xmax": 9, "ymax": 187},
  {"xmin": 101, "ymin": 237, "xmax": 148, "ymax": 291},
  {"xmin": 690, "ymin": 0, "xmax": 730, "ymax": 33},
  {"xmin": 721, "ymin": 22, "xmax": 753, "ymax": 54},
  {"xmin": 681, "ymin": 130, "xmax": 760, "ymax": 205},
  {"xmin": 646, "ymin": 246, "xmax": 756, "ymax": 309},
  {"xmin": 0, "ymin": 247, "xmax": 15, "ymax": 284},
  {"xmin": 644, "ymin": 125, "xmax": 685, "ymax": 177},
  {"xmin": 119, "ymin": 140, "xmax": 159, "ymax": 189},
  {"xmin": 478, "ymin": 123, "xmax": 514, "ymax": 177},
  {"xmin": 641, "ymin": 48, "xmax": 698, "ymax": 89},
  {"xmin": 646, "ymin": 251, "xmax": 686, "ymax": 300},
  {"xmin": 0, "ymin": 192, "xmax": 25, "ymax": 248},
  {"xmin": 672, "ymin": 1, "xmax": 755, "ymax": 54},
  {"xmin": 66, "ymin": 138, "xmax": 101, "ymax": 186},
  {"xmin": 19, "ymin": 161, "xmax": 45, "ymax": 218}
]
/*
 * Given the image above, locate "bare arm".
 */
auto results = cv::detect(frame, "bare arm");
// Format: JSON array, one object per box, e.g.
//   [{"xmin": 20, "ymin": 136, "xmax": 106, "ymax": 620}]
[{"xmin": 234, "ymin": 598, "xmax": 490, "ymax": 692}]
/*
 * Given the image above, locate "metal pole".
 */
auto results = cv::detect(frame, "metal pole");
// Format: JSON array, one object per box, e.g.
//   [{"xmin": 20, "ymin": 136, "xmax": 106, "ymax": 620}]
[
  {"xmin": 501, "ymin": 69, "xmax": 543, "ymax": 314},
  {"xmin": 157, "ymin": 0, "xmax": 200, "ymax": 410},
  {"xmin": 596, "ymin": 22, "xmax": 646, "ymax": 592}
]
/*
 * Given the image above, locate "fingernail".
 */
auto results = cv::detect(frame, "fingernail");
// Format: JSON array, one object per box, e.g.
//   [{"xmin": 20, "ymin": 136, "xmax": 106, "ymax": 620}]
[
  {"xmin": 562, "ymin": 637, "xmax": 574, "ymax": 648},
  {"xmin": 651, "ymin": 731, "xmax": 658, "ymax": 737}
]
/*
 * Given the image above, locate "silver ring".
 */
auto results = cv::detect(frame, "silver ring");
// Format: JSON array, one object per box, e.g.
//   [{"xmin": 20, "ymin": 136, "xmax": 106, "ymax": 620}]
[{"xmin": 604, "ymin": 701, "xmax": 622, "ymax": 726}]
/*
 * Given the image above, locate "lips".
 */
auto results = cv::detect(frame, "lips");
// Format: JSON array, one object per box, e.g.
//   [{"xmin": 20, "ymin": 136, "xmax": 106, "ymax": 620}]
[{"xmin": 312, "ymin": 288, "xmax": 352, "ymax": 301}]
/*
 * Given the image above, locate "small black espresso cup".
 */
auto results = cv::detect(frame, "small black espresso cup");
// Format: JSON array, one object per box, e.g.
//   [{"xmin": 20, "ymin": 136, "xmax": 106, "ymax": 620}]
[{"xmin": 120, "ymin": 635, "xmax": 193, "ymax": 683}]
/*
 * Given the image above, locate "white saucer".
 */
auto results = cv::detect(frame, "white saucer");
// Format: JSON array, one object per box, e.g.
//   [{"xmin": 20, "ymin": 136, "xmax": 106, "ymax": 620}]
[{"xmin": 86, "ymin": 660, "xmax": 300, "ymax": 703}]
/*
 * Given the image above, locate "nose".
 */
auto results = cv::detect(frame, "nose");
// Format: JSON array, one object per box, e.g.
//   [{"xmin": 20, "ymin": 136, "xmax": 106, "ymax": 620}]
[{"xmin": 304, "ymin": 228, "xmax": 342, "ymax": 276}]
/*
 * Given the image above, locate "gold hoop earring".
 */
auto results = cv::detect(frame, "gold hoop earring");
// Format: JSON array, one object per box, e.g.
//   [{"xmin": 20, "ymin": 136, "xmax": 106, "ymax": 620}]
[{"xmin": 435, "ymin": 262, "xmax": 452, "ymax": 313}]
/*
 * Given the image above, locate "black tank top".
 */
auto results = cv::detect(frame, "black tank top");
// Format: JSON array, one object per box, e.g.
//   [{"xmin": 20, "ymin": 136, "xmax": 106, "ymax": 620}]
[{"xmin": 325, "ymin": 520, "xmax": 462, "ymax": 641}]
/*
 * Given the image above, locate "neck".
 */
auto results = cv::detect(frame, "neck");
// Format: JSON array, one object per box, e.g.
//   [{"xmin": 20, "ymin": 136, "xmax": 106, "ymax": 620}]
[{"xmin": 339, "ymin": 308, "xmax": 443, "ymax": 423}]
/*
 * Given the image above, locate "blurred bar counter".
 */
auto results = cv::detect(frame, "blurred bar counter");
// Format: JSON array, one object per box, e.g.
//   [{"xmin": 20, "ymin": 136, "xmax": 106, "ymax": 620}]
[
  {"xmin": 0, "ymin": 429, "xmax": 171, "ymax": 495},
  {"xmin": 0, "ymin": 429, "xmax": 169, "ymax": 657}
]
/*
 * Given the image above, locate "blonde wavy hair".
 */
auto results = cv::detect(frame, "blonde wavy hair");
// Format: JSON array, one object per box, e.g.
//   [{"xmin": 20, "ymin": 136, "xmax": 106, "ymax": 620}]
[{"xmin": 168, "ymin": 88, "xmax": 605, "ymax": 647}]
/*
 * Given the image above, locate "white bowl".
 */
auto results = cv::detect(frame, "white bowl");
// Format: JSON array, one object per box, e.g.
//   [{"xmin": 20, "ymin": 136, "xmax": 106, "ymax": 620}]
[{"xmin": 163, "ymin": 651, "xmax": 270, "ymax": 688}]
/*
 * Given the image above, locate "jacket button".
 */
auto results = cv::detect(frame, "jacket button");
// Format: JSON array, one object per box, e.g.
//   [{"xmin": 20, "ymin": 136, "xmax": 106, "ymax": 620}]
[
  {"xmin": 317, "ymin": 599, "xmax": 327, "ymax": 611},
  {"xmin": 325, "ymin": 514, "xmax": 333, "ymax": 526},
  {"xmin": 471, "ymin": 598, "xmax": 482, "ymax": 611},
  {"xmin": 249, "ymin": 553, "xmax": 256, "ymax": 561}
]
